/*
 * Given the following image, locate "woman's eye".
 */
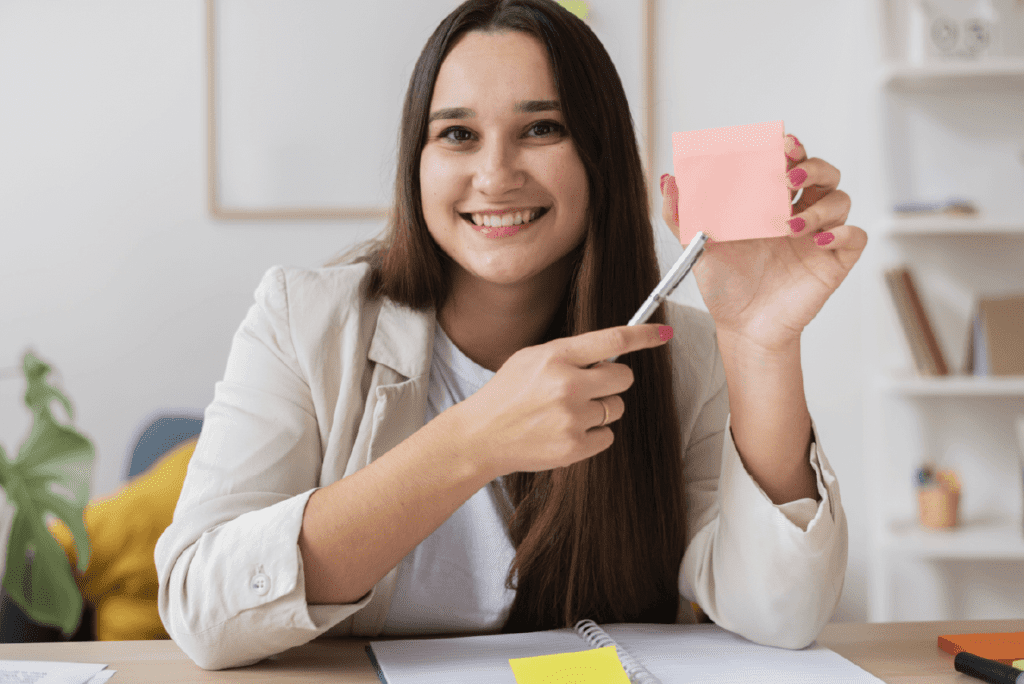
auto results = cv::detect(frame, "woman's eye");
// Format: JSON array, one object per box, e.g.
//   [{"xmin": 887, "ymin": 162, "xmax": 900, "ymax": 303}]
[
  {"xmin": 529, "ymin": 121, "xmax": 565, "ymax": 138},
  {"xmin": 439, "ymin": 127, "xmax": 474, "ymax": 143}
]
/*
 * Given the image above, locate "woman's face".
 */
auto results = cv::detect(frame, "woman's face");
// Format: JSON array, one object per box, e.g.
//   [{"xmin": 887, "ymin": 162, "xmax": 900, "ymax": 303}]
[{"xmin": 419, "ymin": 30, "xmax": 589, "ymax": 290}]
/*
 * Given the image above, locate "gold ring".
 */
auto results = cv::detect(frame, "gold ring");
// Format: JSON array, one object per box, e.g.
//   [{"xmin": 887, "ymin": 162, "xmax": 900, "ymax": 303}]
[{"xmin": 598, "ymin": 397, "xmax": 610, "ymax": 427}]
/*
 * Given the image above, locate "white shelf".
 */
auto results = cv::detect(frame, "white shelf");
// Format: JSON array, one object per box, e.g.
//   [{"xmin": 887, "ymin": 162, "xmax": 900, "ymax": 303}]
[
  {"xmin": 878, "ymin": 375, "xmax": 1024, "ymax": 397},
  {"xmin": 885, "ymin": 216, "xmax": 1024, "ymax": 237},
  {"xmin": 883, "ymin": 517, "xmax": 1024, "ymax": 560},
  {"xmin": 868, "ymin": 4, "xmax": 1024, "ymax": 621},
  {"xmin": 882, "ymin": 58, "xmax": 1024, "ymax": 91}
]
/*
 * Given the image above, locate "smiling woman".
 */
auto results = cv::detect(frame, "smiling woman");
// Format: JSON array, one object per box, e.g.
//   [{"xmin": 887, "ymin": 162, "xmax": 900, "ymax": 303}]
[
  {"xmin": 155, "ymin": 0, "xmax": 855, "ymax": 671},
  {"xmin": 420, "ymin": 31, "xmax": 591, "ymax": 368}
]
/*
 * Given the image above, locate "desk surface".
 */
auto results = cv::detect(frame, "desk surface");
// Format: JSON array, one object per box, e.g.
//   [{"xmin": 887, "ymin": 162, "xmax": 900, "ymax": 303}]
[{"xmin": 2, "ymin": 619, "xmax": 1022, "ymax": 682}]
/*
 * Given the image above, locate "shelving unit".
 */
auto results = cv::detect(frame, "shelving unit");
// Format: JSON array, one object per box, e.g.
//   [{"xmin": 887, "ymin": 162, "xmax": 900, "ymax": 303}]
[
  {"xmin": 881, "ymin": 517, "xmax": 1024, "ymax": 560},
  {"xmin": 885, "ymin": 217, "xmax": 1024, "ymax": 236},
  {"xmin": 867, "ymin": 1, "xmax": 1024, "ymax": 623},
  {"xmin": 882, "ymin": 58, "xmax": 1024, "ymax": 91},
  {"xmin": 877, "ymin": 375, "xmax": 1024, "ymax": 397}
]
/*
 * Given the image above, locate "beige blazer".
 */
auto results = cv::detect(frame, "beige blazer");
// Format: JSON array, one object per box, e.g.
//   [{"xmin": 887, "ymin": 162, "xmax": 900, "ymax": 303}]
[{"xmin": 155, "ymin": 263, "xmax": 848, "ymax": 670}]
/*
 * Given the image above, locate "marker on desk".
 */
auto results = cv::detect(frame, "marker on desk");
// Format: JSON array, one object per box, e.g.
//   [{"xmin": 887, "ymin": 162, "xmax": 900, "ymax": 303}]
[
  {"xmin": 955, "ymin": 651, "xmax": 1024, "ymax": 684},
  {"xmin": 606, "ymin": 231, "xmax": 709, "ymax": 363}
]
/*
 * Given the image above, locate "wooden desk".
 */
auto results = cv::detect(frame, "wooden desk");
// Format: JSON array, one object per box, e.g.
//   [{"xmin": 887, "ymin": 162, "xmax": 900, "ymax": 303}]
[{"xmin": 2, "ymin": 619, "xmax": 1022, "ymax": 682}]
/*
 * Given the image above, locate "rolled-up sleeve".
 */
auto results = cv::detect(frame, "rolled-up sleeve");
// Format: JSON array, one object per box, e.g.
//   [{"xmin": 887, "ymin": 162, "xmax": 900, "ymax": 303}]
[
  {"xmin": 155, "ymin": 267, "xmax": 369, "ymax": 670},
  {"xmin": 673, "ymin": 305, "xmax": 847, "ymax": 649}
]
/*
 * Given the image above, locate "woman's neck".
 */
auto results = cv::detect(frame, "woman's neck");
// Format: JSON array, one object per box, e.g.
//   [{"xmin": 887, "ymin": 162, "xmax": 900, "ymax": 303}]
[{"xmin": 439, "ymin": 263, "xmax": 571, "ymax": 373}]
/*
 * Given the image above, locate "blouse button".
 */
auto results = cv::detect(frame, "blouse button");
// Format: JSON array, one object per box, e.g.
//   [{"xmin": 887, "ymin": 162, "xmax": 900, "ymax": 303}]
[{"xmin": 250, "ymin": 573, "xmax": 271, "ymax": 596}]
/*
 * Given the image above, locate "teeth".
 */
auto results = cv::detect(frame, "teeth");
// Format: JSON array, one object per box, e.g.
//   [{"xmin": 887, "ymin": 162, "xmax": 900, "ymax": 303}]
[{"xmin": 468, "ymin": 209, "xmax": 542, "ymax": 228}]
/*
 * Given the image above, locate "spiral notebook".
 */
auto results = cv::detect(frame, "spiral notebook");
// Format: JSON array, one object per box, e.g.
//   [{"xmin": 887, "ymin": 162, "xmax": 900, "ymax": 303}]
[{"xmin": 367, "ymin": 621, "xmax": 884, "ymax": 683}]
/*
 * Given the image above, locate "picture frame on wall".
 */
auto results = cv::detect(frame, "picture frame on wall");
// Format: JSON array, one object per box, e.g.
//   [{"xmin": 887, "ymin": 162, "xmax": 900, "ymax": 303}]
[{"xmin": 205, "ymin": 0, "xmax": 658, "ymax": 220}]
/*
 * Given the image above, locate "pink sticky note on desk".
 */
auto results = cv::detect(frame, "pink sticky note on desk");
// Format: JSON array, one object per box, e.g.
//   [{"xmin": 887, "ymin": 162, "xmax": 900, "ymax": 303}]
[{"xmin": 672, "ymin": 120, "xmax": 790, "ymax": 244}]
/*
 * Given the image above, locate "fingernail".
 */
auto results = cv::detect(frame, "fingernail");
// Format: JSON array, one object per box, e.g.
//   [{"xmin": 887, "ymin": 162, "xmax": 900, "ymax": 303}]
[
  {"xmin": 788, "ymin": 168, "xmax": 808, "ymax": 188},
  {"xmin": 789, "ymin": 217, "xmax": 806, "ymax": 233},
  {"xmin": 660, "ymin": 173, "xmax": 669, "ymax": 192},
  {"xmin": 784, "ymin": 136, "xmax": 802, "ymax": 160},
  {"xmin": 659, "ymin": 325, "xmax": 674, "ymax": 341},
  {"xmin": 790, "ymin": 135, "xmax": 802, "ymax": 147},
  {"xmin": 815, "ymin": 232, "xmax": 835, "ymax": 246}
]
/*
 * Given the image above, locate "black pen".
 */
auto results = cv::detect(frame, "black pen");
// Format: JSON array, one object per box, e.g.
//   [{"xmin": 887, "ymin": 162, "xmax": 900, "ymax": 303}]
[{"xmin": 955, "ymin": 651, "xmax": 1024, "ymax": 684}]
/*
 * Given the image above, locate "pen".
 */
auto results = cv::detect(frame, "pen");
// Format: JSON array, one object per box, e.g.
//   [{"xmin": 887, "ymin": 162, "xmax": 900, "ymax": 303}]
[
  {"xmin": 606, "ymin": 231, "xmax": 708, "ymax": 363},
  {"xmin": 955, "ymin": 651, "xmax": 1024, "ymax": 684}
]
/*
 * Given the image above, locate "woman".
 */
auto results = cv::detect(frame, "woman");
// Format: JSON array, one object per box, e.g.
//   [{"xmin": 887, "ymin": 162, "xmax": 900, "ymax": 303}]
[{"xmin": 156, "ymin": 0, "xmax": 863, "ymax": 670}]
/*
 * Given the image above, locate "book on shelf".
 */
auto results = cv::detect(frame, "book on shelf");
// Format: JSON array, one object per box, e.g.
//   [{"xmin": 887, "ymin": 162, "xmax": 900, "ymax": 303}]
[
  {"xmin": 965, "ymin": 294, "xmax": 1024, "ymax": 376},
  {"xmin": 884, "ymin": 267, "xmax": 949, "ymax": 376}
]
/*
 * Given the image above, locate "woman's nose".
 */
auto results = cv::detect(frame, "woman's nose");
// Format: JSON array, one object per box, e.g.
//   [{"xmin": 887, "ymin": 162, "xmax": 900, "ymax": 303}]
[{"xmin": 472, "ymin": 140, "xmax": 526, "ymax": 195}]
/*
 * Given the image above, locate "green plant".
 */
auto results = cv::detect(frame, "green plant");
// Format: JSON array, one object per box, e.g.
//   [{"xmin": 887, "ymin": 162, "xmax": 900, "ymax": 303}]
[{"xmin": 0, "ymin": 351, "xmax": 93, "ymax": 635}]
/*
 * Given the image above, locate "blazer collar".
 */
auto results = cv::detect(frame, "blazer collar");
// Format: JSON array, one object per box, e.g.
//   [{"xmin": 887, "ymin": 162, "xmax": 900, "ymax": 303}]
[{"xmin": 367, "ymin": 298, "xmax": 435, "ymax": 380}]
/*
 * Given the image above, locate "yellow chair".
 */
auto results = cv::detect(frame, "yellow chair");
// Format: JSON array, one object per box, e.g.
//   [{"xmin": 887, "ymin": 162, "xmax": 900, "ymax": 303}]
[{"xmin": 48, "ymin": 438, "xmax": 195, "ymax": 640}]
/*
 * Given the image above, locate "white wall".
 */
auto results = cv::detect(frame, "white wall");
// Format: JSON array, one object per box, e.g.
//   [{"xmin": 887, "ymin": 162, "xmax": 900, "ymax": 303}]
[
  {"xmin": 0, "ymin": 1, "xmax": 385, "ymax": 495},
  {"xmin": 0, "ymin": 1, "xmax": 882, "ymax": 623}
]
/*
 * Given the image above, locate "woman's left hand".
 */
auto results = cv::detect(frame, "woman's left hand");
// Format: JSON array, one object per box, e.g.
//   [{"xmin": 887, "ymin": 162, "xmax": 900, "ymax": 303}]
[{"xmin": 660, "ymin": 134, "xmax": 868, "ymax": 354}]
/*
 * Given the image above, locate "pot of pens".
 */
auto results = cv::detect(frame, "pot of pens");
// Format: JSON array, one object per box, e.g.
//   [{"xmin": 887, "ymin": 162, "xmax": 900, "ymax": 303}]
[{"xmin": 916, "ymin": 464, "xmax": 961, "ymax": 529}]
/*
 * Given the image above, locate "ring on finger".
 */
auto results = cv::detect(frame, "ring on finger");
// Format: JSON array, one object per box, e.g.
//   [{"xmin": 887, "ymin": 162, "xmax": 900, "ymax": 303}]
[{"xmin": 597, "ymin": 397, "xmax": 610, "ymax": 427}]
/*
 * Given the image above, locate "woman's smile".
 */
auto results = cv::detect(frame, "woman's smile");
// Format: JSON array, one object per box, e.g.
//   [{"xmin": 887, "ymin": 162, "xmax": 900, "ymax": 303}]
[{"xmin": 459, "ymin": 207, "xmax": 551, "ymax": 238}]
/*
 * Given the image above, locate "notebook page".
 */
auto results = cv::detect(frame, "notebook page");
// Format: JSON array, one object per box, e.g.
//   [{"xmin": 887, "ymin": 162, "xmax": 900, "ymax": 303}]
[
  {"xmin": 369, "ymin": 629, "xmax": 586, "ymax": 684},
  {"xmin": 602, "ymin": 624, "xmax": 885, "ymax": 684},
  {"xmin": 369, "ymin": 623, "xmax": 885, "ymax": 684}
]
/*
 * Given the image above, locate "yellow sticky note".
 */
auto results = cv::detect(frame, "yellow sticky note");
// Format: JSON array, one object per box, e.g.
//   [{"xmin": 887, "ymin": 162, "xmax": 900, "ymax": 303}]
[
  {"xmin": 509, "ymin": 646, "xmax": 630, "ymax": 684},
  {"xmin": 1014, "ymin": 659, "xmax": 1024, "ymax": 670},
  {"xmin": 558, "ymin": 1, "xmax": 589, "ymax": 20}
]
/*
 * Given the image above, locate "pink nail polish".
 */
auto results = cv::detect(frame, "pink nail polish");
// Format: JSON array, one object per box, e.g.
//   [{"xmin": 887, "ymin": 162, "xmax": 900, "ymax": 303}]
[
  {"xmin": 815, "ymin": 232, "xmax": 835, "ymax": 246},
  {"xmin": 784, "ymin": 137, "xmax": 802, "ymax": 160},
  {"xmin": 659, "ymin": 325, "xmax": 674, "ymax": 341},
  {"xmin": 660, "ymin": 173, "xmax": 669, "ymax": 192},
  {"xmin": 788, "ymin": 168, "xmax": 808, "ymax": 188},
  {"xmin": 790, "ymin": 135, "xmax": 802, "ymax": 147},
  {"xmin": 789, "ymin": 217, "xmax": 806, "ymax": 233}
]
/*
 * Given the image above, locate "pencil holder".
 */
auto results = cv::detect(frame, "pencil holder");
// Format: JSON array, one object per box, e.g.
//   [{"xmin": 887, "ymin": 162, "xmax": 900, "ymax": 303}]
[{"xmin": 918, "ymin": 486, "xmax": 960, "ymax": 529}]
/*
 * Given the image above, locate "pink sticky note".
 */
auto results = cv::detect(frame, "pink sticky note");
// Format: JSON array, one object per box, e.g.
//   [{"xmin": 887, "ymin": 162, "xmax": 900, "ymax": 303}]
[{"xmin": 671, "ymin": 120, "xmax": 790, "ymax": 244}]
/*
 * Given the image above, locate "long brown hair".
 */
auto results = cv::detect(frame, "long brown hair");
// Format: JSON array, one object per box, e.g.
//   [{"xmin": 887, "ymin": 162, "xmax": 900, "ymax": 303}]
[{"xmin": 336, "ymin": 0, "xmax": 685, "ymax": 631}]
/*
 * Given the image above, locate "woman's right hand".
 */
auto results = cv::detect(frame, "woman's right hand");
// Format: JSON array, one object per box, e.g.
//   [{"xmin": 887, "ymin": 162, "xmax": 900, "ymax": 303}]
[{"xmin": 448, "ymin": 323, "xmax": 673, "ymax": 479}]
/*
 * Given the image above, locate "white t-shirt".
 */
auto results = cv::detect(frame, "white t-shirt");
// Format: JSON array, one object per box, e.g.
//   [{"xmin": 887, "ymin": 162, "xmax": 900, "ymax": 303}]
[
  {"xmin": 379, "ymin": 322, "xmax": 824, "ymax": 636},
  {"xmin": 380, "ymin": 324, "xmax": 516, "ymax": 635}
]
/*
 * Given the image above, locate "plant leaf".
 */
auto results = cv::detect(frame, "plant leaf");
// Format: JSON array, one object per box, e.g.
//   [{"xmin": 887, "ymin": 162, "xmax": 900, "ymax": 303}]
[{"xmin": 0, "ymin": 352, "xmax": 93, "ymax": 634}]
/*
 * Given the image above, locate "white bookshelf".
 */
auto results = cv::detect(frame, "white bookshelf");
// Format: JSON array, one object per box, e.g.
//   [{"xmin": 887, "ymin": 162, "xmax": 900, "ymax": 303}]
[
  {"xmin": 877, "ymin": 375, "xmax": 1024, "ymax": 397},
  {"xmin": 867, "ymin": 0, "xmax": 1024, "ymax": 623},
  {"xmin": 885, "ymin": 217, "xmax": 1024, "ymax": 237},
  {"xmin": 881, "ymin": 58, "xmax": 1024, "ymax": 90},
  {"xmin": 882, "ymin": 516, "xmax": 1024, "ymax": 560}
]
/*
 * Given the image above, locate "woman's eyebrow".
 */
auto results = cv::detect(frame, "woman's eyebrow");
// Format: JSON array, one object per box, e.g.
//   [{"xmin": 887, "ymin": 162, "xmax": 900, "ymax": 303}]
[
  {"xmin": 428, "ymin": 99, "xmax": 561, "ymax": 123},
  {"xmin": 514, "ymin": 99, "xmax": 560, "ymax": 114}
]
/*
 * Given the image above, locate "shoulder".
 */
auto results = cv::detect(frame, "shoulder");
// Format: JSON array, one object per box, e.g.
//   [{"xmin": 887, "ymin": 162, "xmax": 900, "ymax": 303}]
[
  {"xmin": 255, "ymin": 261, "xmax": 373, "ymax": 307},
  {"xmin": 250, "ymin": 262, "xmax": 378, "ymax": 324},
  {"xmin": 241, "ymin": 262, "xmax": 388, "ymax": 360}
]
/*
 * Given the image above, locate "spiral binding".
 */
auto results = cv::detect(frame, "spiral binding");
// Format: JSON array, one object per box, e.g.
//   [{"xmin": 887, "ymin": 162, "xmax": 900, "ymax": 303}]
[{"xmin": 574, "ymin": 619, "xmax": 663, "ymax": 684}]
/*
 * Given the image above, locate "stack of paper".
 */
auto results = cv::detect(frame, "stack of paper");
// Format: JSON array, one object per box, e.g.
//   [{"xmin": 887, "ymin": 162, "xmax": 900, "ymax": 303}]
[{"xmin": 0, "ymin": 660, "xmax": 114, "ymax": 684}]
